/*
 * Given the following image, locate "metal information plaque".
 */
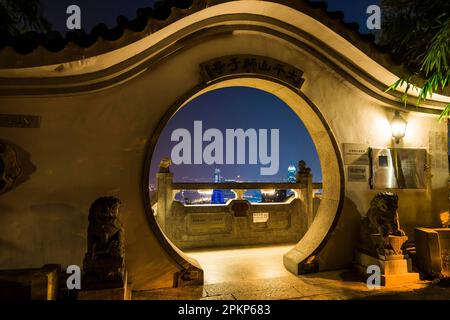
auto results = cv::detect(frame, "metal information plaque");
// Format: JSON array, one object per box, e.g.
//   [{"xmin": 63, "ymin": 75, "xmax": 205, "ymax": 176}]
[
  {"xmin": 370, "ymin": 148, "xmax": 427, "ymax": 189},
  {"xmin": 348, "ymin": 166, "xmax": 368, "ymax": 182}
]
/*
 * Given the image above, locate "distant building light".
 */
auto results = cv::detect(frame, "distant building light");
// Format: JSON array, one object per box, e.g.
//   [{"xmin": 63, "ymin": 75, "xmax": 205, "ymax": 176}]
[
  {"xmin": 287, "ymin": 164, "xmax": 297, "ymax": 183},
  {"xmin": 198, "ymin": 189, "xmax": 213, "ymax": 196},
  {"xmin": 261, "ymin": 189, "xmax": 276, "ymax": 195}
]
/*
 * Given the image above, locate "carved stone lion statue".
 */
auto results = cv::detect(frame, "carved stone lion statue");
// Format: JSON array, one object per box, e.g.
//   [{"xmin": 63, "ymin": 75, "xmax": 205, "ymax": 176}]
[
  {"xmin": 297, "ymin": 160, "xmax": 311, "ymax": 176},
  {"xmin": 83, "ymin": 196, "xmax": 125, "ymax": 289},
  {"xmin": 158, "ymin": 157, "xmax": 172, "ymax": 173},
  {"xmin": 360, "ymin": 192, "xmax": 407, "ymax": 257},
  {"xmin": 296, "ymin": 160, "xmax": 311, "ymax": 187}
]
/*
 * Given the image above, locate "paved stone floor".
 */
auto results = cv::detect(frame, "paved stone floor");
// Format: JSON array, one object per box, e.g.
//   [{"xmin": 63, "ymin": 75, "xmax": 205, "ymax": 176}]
[
  {"xmin": 133, "ymin": 244, "xmax": 450, "ymax": 300},
  {"xmin": 186, "ymin": 243, "xmax": 295, "ymax": 284}
]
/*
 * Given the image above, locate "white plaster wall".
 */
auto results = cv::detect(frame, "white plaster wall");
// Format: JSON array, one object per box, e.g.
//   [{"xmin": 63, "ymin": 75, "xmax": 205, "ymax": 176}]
[
  {"xmin": 302, "ymin": 60, "xmax": 448, "ymax": 269},
  {"xmin": 307, "ymin": 67, "xmax": 447, "ymax": 229},
  {"xmin": 0, "ymin": 10, "xmax": 447, "ymax": 289}
]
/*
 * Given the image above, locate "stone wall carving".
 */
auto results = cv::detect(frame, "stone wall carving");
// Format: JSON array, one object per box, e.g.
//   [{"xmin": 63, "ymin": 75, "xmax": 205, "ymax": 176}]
[{"xmin": 0, "ymin": 141, "xmax": 22, "ymax": 195}]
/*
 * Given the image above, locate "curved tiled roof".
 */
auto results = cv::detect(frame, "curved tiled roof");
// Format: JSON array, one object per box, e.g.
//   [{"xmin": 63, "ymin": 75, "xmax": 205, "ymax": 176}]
[
  {"xmin": 0, "ymin": 2, "xmax": 395, "ymax": 57},
  {"xmin": 1, "ymin": 0, "xmax": 198, "ymax": 54},
  {"xmin": 0, "ymin": 0, "xmax": 435, "ymax": 90},
  {"xmin": 2, "ymin": 0, "xmax": 383, "ymax": 53}
]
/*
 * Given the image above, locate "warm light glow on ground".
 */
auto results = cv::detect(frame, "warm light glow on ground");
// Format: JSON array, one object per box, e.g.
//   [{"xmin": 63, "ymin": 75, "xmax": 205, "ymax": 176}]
[{"xmin": 186, "ymin": 244, "xmax": 296, "ymax": 284}]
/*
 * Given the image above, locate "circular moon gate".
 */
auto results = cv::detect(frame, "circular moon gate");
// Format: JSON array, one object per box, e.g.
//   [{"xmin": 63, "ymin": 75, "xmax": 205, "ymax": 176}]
[{"xmin": 143, "ymin": 74, "xmax": 345, "ymax": 282}]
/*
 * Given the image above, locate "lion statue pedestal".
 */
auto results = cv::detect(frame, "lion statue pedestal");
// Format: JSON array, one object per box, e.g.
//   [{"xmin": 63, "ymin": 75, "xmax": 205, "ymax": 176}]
[{"xmin": 354, "ymin": 192, "xmax": 419, "ymax": 287}]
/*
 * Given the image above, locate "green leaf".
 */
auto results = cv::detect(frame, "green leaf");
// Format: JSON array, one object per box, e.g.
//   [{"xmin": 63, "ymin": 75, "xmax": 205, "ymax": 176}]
[{"xmin": 438, "ymin": 103, "xmax": 450, "ymax": 122}]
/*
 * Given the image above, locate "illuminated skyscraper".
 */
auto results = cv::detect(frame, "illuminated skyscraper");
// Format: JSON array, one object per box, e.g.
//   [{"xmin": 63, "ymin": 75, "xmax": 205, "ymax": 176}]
[
  {"xmin": 214, "ymin": 167, "xmax": 221, "ymax": 183},
  {"xmin": 211, "ymin": 167, "xmax": 225, "ymax": 204},
  {"xmin": 287, "ymin": 164, "xmax": 297, "ymax": 183}
]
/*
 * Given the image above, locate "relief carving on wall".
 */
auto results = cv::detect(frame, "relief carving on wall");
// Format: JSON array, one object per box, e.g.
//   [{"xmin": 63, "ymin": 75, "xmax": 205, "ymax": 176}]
[{"xmin": 0, "ymin": 141, "xmax": 22, "ymax": 195}]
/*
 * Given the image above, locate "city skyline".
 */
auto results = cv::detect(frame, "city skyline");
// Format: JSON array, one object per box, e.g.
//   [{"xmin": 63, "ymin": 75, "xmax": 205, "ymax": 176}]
[
  {"xmin": 34, "ymin": 0, "xmax": 379, "ymax": 185},
  {"xmin": 149, "ymin": 86, "xmax": 322, "ymax": 186},
  {"xmin": 38, "ymin": 0, "xmax": 373, "ymax": 186}
]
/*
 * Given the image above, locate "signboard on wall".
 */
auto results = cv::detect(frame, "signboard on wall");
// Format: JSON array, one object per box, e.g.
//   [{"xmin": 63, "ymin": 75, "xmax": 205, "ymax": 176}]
[
  {"xmin": 200, "ymin": 55, "xmax": 305, "ymax": 90},
  {"xmin": 429, "ymin": 131, "xmax": 448, "ymax": 171},
  {"xmin": 253, "ymin": 212, "xmax": 269, "ymax": 223},
  {"xmin": 343, "ymin": 143, "xmax": 369, "ymax": 165},
  {"xmin": 188, "ymin": 213, "xmax": 230, "ymax": 235},
  {"xmin": 343, "ymin": 143, "xmax": 369, "ymax": 184},
  {"xmin": 347, "ymin": 166, "xmax": 368, "ymax": 182},
  {"xmin": 0, "ymin": 114, "xmax": 40, "ymax": 128}
]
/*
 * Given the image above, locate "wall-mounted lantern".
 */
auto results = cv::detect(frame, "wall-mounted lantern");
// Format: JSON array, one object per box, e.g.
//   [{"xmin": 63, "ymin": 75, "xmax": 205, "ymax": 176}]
[{"xmin": 390, "ymin": 111, "xmax": 407, "ymax": 144}]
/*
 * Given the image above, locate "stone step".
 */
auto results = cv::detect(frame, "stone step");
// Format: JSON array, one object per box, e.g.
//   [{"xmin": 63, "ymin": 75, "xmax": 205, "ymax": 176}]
[
  {"xmin": 355, "ymin": 251, "xmax": 413, "ymax": 275},
  {"xmin": 381, "ymin": 273, "xmax": 420, "ymax": 287}
]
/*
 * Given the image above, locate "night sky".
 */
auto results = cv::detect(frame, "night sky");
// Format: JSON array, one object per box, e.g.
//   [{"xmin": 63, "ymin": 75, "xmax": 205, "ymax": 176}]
[
  {"xmin": 149, "ymin": 87, "xmax": 321, "ymax": 185},
  {"xmin": 37, "ymin": 0, "xmax": 380, "ymax": 184},
  {"xmin": 40, "ymin": 0, "xmax": 380, "ymax": 34}
]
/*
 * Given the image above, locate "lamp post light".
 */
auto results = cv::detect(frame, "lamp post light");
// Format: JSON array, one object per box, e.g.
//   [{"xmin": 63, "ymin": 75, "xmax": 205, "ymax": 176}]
[{"xmin": 390, "ymin": 111, "xmax": 407, "ymax": 144}]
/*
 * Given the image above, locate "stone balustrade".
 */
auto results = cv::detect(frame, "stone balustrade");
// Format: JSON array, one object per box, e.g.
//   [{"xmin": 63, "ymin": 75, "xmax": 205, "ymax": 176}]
[{"xmin": 153, "ymin": 170, "xmax": 320, "ymax": 250}]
